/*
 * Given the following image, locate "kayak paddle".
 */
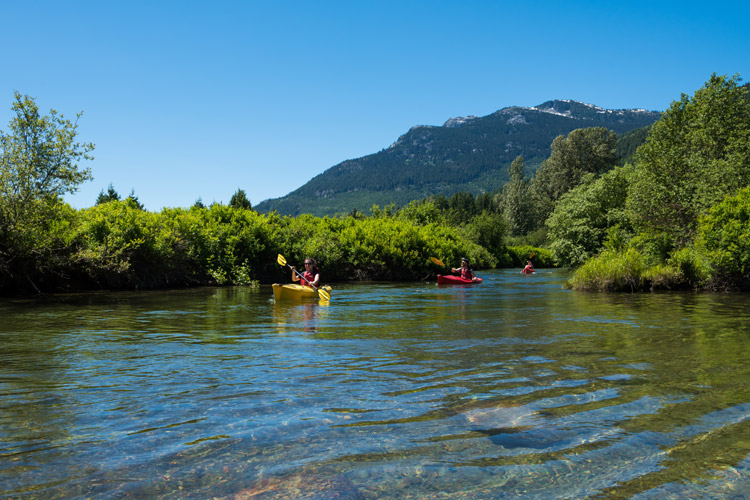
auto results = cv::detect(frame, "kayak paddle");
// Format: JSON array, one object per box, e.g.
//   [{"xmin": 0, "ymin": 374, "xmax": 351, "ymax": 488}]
[
  {"xmin": 430, "ymin": 257, "xmax": 445, "ymax": 267},
  {"xmin": 277, "ymin": 254, "xmax": 331, "ymax": 301}
]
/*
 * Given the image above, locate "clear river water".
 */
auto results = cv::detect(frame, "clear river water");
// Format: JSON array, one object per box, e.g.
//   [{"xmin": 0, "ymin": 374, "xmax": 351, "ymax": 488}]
[{"xmin": 1, "ymin": 269, "xmax": 749, "ymax": 499}]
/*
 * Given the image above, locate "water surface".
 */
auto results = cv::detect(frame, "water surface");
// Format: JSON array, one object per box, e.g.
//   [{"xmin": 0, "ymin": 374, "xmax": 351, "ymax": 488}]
[{"xmin": 1, "ymin": 269, "xmax": 749, "ymax": 499}]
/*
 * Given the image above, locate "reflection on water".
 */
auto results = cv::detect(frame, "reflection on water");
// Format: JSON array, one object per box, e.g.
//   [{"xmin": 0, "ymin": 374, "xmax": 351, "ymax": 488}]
[{"xmin": 1, "ymin": 271, "xmax": 749, "ymax": 499}]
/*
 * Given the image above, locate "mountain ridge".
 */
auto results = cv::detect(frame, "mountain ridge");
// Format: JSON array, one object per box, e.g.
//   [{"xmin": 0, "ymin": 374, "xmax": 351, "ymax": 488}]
[{"xmin": 255, "ymin": 100, "xmax": 661, "ymax": 216}]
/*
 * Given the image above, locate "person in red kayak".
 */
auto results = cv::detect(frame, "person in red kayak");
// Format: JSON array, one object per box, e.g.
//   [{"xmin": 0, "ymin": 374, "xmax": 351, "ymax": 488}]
[
  {"xmin": 291, "ymin": 258, "xmax": 320, "ymax": 287},
  {"xmin": 521, "ymin": 260, "xmax": 535, "ymax": 274},
  {"xmin": 451, "ymin": 257, "xmax": 480, "ymax": 282}
]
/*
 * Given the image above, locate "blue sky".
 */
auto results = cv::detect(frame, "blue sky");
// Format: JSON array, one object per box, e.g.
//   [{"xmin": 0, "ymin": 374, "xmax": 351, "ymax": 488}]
[{"xmin": 2, "ymin": 1, "xmax": 749, "ymax": 211}]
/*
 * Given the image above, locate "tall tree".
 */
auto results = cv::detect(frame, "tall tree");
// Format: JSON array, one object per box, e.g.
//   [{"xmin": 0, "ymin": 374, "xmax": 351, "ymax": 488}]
[
  {"xmin": 547, "ymin": 165, "xmax": 634, "ymax": 267},
  {"xmin": 627, "ymin": 74, "xmax": 750, "ymax": 244},
  {"xmin": 531, "ymin": 127, "xmax": 617, "ymax": 227},
  {"xmin": 229, "ymin": 188, "xmax": 252, "ymax": 210},
  {"xmin": 500, "ymin": 156, "xmax": 534, "ymax": 236},
  {"xmin": 0, "ymin": 92, "xmax": 94, "ymax": 289},
  {"xmin": 96, "ymin": 183, "xmax": 120, "ymax": 204},
  {"xmin": 448, "ymin": 191, "xmax": 476, "ymax": 222}
]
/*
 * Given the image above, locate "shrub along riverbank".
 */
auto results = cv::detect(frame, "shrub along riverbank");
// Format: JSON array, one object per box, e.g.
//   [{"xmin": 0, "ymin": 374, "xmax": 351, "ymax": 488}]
[{"xmin": 0, "ymin": 197, "xmax": 551, "ymax": 294}]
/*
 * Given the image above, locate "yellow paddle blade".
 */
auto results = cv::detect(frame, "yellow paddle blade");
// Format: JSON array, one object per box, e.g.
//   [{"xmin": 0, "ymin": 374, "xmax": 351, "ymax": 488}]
[
  {"xmin": 430, "ymin": 257, "xmax": 445, "ymax": 267},
  {"xmin": 318, "ymin": 288, "xmax": 331, "ymax": 301},
  {"xmin": 529, "ymin": 252, "xmax": 535, "ymax": 259},
  {"xmin": 277, "ymin": 254, "xmax": 287, "ymax": 266}
]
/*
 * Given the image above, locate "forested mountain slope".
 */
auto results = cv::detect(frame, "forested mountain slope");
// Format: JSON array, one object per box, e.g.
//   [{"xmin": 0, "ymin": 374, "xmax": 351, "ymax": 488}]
[{"xmin": 256, "ymin": 100, "xmax": 660, "ymax": 216}]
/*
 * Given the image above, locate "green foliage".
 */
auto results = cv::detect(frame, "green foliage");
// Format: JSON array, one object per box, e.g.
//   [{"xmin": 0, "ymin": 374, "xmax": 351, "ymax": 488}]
[
  {"xmin": 567, "ymin": 248, "xmax": 645, "ymax": 292},
  {"xmin": 229, "ymin": 188, "xmax": 252, "ymax": 210},
  {"xmin": 546, "ymin": 165, "xmax": 634, "ymax": 267},
  {"xmin": 615, "ymin": 125, "xmax": 651, "ymax": 165},
  {"xmin": 628, "ymin": 73, "xmax": 750, "ymax": 243},
  {"xmin": 500, "ymin": 156, "xmax": 534, "ymax": 236},
  {"xmin": 628, "ymin": 232, "xmax": 674, "ymax": 268},
  {"xmin": 0, "ymin": 92, "xmax": 94, "ymax": 291},
  {"xmin": 530, "ymin": 127, "xmax": 618, "ymax": 228},
  {"xmin": 505, "ymin": 246, "xmax": 555, "ymax": 268},
  {"xmin": 666, "ymin": 247, "xmax": 710, "ymax": 287},
  {"xmin": 277, "ymin": 214, "xmax": 495, "ymax": 282},
  {"xmin": 125, "ymin": 190, "xmax": 145, "ymax": 210},
  {"xmin": 96, "ymin": 183, "xmax": 120, "ymax": 204},
  {"xmin": 71, "ymin": 201, "xmax": 176, "ymax": 288},
  {"xmin": 568, "ymin": 240, "xmax": 711, "ymax": 292},
  {"xmin": 396, "ymin": 199, "xmax": 445, "ymax": 225},
  {"xmin": 637, "ymin": 246, "xmax": 711, "ymax": 290},
  {"xmin": 463, "ymin": 211, "xmax": 507, "ymax": 259},
  {"xmin": 696, "ymin": 186, "xmax": 750, "ymax": 282}
]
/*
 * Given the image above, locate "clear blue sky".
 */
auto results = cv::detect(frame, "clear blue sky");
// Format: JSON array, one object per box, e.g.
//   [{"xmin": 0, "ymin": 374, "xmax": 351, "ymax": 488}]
[{"xmin": 2, "ymin": 0, "xmax": 749, "ymax": 211}]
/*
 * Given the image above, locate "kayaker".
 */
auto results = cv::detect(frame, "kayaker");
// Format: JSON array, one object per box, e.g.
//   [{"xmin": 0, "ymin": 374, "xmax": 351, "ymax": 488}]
[
  {"xmin": 451, "ymin": 257, "xmax": 480, "ymax": 282},
  {"xmin": 522, "ymin": 260, "xmax": 535, "ymax": 274},
  {"xmin": 291, "ymin": 258, "xmax": 320, "ymax": 287}
]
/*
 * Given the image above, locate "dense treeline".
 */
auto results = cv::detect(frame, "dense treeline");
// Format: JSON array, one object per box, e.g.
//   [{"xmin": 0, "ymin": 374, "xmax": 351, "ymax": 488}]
[{"xmin": 0, "ymin": 189, "xmax": 551, "ymax": 294}]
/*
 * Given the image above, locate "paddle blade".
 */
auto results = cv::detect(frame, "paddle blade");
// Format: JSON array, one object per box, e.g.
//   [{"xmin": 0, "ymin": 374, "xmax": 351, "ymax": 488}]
[
  {"xmin": 318, "ymin": 288, "xmax": 331, "ymax": 301},
  {"xmin": 430, "ymin": 257, "xmax": 445, "ymax": 267},
  {"xmin": 529, "ymin": 252, "xmax": 535, "ymax": 259},
  {"xmin": 277, "ymin": 254, "xmax": 287, "ymax": 266}
]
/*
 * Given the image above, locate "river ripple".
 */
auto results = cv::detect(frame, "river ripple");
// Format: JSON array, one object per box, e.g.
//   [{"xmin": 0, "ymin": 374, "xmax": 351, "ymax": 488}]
[{"xmin": 1, "ymin": 269, "xmax": 749, "ymax": 499}]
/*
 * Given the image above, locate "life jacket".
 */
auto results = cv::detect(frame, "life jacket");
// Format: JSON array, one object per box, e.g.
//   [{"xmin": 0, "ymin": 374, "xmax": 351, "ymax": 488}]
[
  {"xmin": 460, "ymin": 267, "xmax": 473, "ymax": 279},
  {"xmin": 300, "ymin": 270, "xmax": 316, "ymax": 287}
]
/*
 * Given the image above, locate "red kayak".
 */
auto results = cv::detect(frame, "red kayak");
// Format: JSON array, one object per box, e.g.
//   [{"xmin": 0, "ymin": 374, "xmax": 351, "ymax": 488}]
[{"xmin": 437, "ymin": 274, "xmax": 483, "ymax": 285}]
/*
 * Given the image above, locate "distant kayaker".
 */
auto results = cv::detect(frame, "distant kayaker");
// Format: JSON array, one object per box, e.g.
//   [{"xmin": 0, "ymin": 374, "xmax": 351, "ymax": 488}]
[
  {"xmin": 521, "ymin": 260, "xmax": 535, "ymax": 274},
  {"xmin": 451, "ymin": 257, "xmax": 480, "ymax": 282},
  {"xmin": 291, "ymin": 258, "xmax": 320, "ymax": 287}
]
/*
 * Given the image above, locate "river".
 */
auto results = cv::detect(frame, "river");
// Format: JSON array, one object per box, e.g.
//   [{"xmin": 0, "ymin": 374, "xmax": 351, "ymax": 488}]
[{"xmin": 1, "ymin": 269, "xmax": 749, "ymax": 499}]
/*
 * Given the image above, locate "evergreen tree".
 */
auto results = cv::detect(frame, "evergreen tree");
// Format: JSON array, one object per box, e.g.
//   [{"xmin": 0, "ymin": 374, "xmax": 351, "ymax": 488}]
[
  {"xmin": 125, "ymin": 189, "xmax": 145, "ymax": 210},
  {"xmin": 229, "ymin": 188, "xmax": 252, "ymax": 210},
  {"xmin": 96, "ymin": 183, "xmax": 120, "ymax": 204},
  {"xmin": 501, "ymin": 156, "xmax": 534, "ymax": 236},
  {"xmin": 448, "ymin": 191, "xmax": 476, "ymax": 222}
]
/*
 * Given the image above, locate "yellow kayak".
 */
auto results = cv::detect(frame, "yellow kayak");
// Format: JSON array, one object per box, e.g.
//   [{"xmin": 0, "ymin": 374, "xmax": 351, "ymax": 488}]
[{"xmin": 272, "ymin": 283, "xmax": 332, "ymax": 301}]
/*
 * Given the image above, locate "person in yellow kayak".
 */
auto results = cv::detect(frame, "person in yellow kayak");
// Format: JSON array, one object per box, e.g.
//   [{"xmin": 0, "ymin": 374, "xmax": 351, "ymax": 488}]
[
  {"xmin": 291, "ymin": 258, "xmax": 320, "ymax": 287},
  {"xmin": 451, "ymin": 257, "xmax": 480, "ymax": 282}
]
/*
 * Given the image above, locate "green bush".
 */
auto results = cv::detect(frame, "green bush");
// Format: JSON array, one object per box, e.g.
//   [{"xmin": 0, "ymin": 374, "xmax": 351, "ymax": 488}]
[
  {"xmin": 628, "ymin": 232, "xmax": 674, "ymax": 268},
  {"xmin": 567, "ymin": 248, "xmax": 645, "ymax": 291},
  {"xmin": 666, "ymin": 247, "xmax": 711, "ymax": 287},
  {"xmin": 696, "ymin": 186, "xmax": 750, "ymax": 284}
]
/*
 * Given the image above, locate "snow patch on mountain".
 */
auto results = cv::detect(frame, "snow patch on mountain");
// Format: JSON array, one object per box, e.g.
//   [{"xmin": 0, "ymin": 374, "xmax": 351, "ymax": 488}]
[{"xmin": 443, "ymin": 115, "xmax": 479, "ymax": 128}]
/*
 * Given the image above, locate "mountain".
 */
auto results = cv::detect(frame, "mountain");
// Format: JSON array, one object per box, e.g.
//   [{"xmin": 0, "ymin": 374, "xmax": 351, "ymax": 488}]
[{"xmin": 255, "ymin": 100, "xmax": 661, "ymax": 216}]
